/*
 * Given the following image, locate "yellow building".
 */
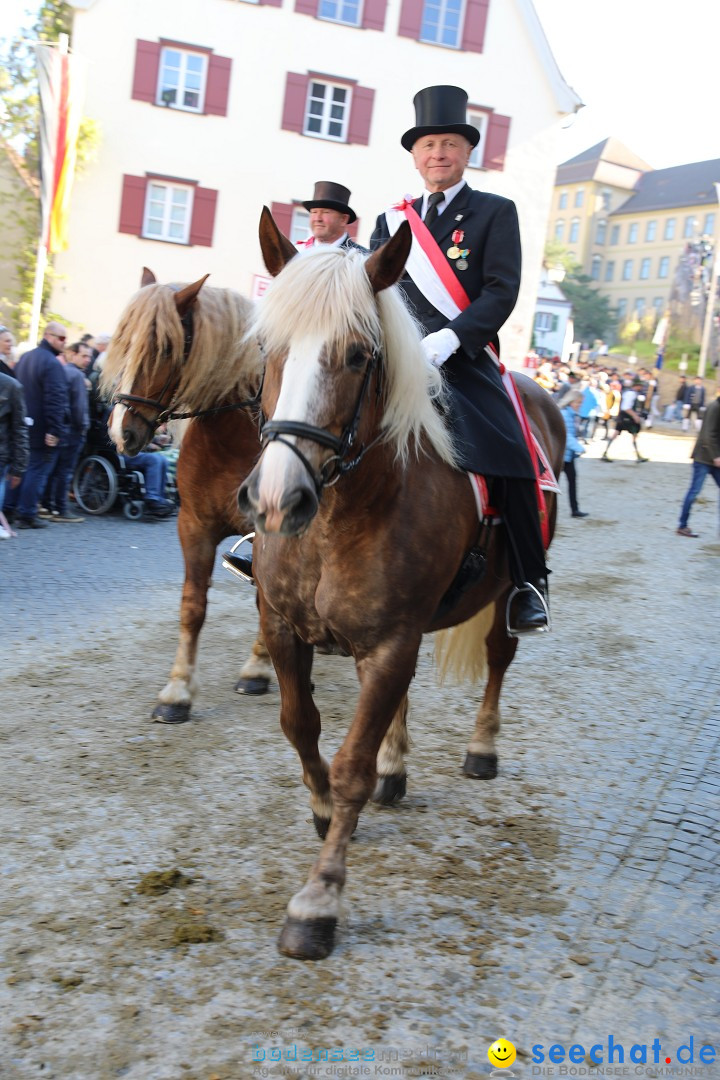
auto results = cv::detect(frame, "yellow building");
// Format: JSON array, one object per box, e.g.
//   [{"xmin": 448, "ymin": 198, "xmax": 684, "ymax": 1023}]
[{"xmin": 548, "ymin": 139, "xmax": 720, "ymax": 342}]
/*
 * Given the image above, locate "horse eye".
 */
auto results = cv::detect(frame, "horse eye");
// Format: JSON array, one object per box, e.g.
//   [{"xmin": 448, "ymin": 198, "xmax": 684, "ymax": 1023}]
[{"xmin": 347, "ymin": 348, "xmax": 365, "ymax": 371}]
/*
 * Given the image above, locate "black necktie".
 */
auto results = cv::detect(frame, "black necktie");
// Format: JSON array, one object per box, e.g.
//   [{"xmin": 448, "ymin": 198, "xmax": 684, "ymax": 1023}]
[{"xmin": 424, "ymin": 191, "xmax": 444, "ymax": 227}]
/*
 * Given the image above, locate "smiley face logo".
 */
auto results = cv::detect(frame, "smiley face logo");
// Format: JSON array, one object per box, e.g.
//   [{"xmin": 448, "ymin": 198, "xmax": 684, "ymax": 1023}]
[{"xmin": 488, "ymin": 1039, "xmax": 517, "ymax": 1068}]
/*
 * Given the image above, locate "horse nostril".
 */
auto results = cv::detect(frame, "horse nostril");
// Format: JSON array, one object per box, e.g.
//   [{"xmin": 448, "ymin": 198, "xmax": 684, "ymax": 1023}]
[
  {"xmin": 280, "ymin": 485, "xmax": 318, "ymax": 534},
  {"xmin": 237, "ymin": 478, "xmax": 257, "ymax": 516}
]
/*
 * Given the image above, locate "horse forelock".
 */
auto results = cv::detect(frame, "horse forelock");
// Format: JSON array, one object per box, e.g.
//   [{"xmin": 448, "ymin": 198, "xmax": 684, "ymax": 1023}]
[
  {"xmin": 254, "ymin": 249, "xmax": 456, "ymax": 467},
  {"xmin": 102, "ymin": 282, "xmax": 262, "ymax": 412}
]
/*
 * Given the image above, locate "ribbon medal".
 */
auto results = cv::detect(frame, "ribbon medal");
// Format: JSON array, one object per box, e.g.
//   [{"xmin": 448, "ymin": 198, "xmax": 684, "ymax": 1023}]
[
  {"xmin": 456, "ymin": 247, "xmax": 470, "ymax": 271},
  {"xmin": 447, "ymin": 229, "xmax": 464, "ymax": 260}
]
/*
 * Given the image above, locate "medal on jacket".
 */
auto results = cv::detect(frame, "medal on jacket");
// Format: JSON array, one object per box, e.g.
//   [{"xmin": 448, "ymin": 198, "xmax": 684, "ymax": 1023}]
[
  {"xmin": 447, "ymin": 230, "xmax": 464, "ymax": 259},
  {"xmin": 456, "ymin": 247, "xmax": 470, "ymax": 270}
]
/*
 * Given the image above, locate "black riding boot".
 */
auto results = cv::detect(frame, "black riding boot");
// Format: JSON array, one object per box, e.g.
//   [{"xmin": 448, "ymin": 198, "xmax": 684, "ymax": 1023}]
[
  {"xmin": 222, "ymin": 535, "xmax": 254, "ymax": 582},
  {"xmin": 495, "ymin": 478, "xmax": 550, "ymax": 636}
]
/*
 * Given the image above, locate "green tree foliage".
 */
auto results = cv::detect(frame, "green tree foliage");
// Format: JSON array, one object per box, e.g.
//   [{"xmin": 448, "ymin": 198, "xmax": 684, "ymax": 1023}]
[{"xmin": 559, "ymin": 269, "xmax": 617, "ymax": 346}]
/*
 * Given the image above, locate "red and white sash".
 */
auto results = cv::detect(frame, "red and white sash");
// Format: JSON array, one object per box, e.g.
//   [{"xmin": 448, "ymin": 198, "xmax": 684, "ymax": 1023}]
[{"xmin": 386, "ymin": 198, "xmax": 560, "ymax": 546}]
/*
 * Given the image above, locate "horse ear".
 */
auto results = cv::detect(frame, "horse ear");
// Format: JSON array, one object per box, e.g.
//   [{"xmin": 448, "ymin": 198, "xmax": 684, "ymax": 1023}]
[
  {"xmin": 364, "ymin": 221, "xmax": 412, "ymax": 295},
  {"xmin": 141, "ymin": 267, "xmax": 157, "ymax": 287},
  {"xmin": 173, "ymin": 274, "xmax": 210, "ymax": 315},
  {"xmin": 259, "ymin": 205, "xmax": 297, "ymax": 277}
]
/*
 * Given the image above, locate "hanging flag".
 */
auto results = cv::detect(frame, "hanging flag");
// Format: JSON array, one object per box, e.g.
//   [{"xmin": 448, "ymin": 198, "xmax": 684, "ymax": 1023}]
[{"xmin": 35, "ymin": 42, "xmax": 86, "ymax": 254}]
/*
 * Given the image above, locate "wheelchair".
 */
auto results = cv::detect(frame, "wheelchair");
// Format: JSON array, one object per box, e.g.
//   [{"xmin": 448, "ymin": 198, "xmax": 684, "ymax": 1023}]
[{"xmin": 72, "ymin": 419, "xmax": 176, "ymax": 520}]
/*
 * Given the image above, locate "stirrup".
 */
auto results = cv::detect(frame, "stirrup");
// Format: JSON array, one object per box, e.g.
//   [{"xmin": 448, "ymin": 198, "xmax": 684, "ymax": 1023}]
[
  {"xmin": 222, "ymin": 532, "xmax": 255, "ymax": 585},
  {"xmin": 505, "ymin": 581, "xmax": 551, "ymax": 637}
]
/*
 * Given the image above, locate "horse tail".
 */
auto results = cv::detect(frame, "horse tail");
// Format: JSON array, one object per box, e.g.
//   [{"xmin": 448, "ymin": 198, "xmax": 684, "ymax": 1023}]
[{"xmin": 433, "ymin": 604, "xmax": 494, "ymax": 685}]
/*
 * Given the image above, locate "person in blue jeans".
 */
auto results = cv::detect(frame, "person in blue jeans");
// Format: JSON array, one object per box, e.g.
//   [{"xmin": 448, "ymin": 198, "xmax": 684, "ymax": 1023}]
[
  {"xmin": 42, "ymin": 341, "xmax": 92, "ymax": 522},
  {"xmin": 123, "ymin": 434, "xmax": 174, "ymax": 516},
  {"xmin": 559, "ymin": 389, "xmax": 589, "ymax": 519},
  {"xmin": 677, "ymin": 388, "xmax": 720, "ymax": 538}
]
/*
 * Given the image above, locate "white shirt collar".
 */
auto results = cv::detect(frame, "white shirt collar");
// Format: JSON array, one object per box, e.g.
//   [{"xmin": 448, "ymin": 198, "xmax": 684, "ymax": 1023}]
[{"xmin": 421, "ymin": 180, "xmax": 466, "ymax": 218}]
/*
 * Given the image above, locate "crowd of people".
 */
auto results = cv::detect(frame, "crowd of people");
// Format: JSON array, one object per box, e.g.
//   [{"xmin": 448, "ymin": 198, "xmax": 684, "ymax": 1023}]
[{"xmin": 0, "ymin": 323, "xmax": 175, "ymax": 538}]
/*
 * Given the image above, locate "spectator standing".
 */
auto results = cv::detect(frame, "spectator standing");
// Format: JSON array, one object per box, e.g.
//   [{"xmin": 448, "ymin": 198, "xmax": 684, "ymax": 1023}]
[
  {"xmin": 682, "ymin": 376, "xmax": 706, "ymax": 432},
  {"xmin": 559, "ymin": 388, "xmax": 589, "ymax": 518},
  {"xmin": 87, "ymin": 332, "xmax": 111, "ymax": 378},
  {"xmin": 42, "ymin": 342, "xmax": 91, "ymax": 522},
  {"xmin": 0, "ymin": 371, "xmax": 30, "ymax": 538},
  {"xmin": 601, "ymin": 377, "xmax": 649, "ymax": 463},
  {"xmin": 0, "ymin": 326, "xmax": 17, "ymax": 378},
  {"xmin": 676, "ymin": 387, "xmax": 720, "ymax": 537},
  {"xmin": 4, "ymin": 322, "xmax": 69, "ymax": 529}
]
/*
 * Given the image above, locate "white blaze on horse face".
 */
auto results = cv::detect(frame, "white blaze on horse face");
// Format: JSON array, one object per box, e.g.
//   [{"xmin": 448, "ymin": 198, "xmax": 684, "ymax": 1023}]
[
  {"xmin": 109, "ymin": 399, "xmax": 128, "ymax": 450},
  {"xmin": 257, "ymin": 337, "xmax": 324, "ymax": 520}
]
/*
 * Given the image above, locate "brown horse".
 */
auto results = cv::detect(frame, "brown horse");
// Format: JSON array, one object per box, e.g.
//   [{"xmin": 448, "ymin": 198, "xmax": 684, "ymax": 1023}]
[
  {"xmin": 103, "ymin": 269, "xmax": 273, "ymax": 722},
  {"xmin": 237, "ymin": 209, "xmax": 565, "ymax": 960}
]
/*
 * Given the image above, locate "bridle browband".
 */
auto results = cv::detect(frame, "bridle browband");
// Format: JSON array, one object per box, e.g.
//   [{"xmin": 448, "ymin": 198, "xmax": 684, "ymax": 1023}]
[
  {"xmin": 112, "ymin": 297, "xmax": 260, "ymax": 437},
  {"xmin": 259, "ymin": 344, "xmax": 383, "ymax": 495}
]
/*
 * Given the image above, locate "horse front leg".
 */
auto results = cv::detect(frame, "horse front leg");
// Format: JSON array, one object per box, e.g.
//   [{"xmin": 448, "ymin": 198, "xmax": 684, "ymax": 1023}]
[
  {"xmin": 152, "ymin": 515, "xmax": 215, "ymax": 724},
  {"xmin": 235, "ymin": 610, "xmax": 274, "ymax": 696},
  {"xmin": 372, "ymin": 694, "xmax": 409, "ymax": 804},
  {"xmin": 279, "ymin": 637, "xmax": 421, "ymax": 960},
  {"xmin": 463, "ymin": 598, "xmax": 518, "ymax": 778}
]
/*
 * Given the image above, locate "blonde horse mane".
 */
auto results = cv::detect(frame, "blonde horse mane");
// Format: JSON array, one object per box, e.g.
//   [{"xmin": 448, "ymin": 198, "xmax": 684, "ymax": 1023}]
[
  {"xmin": 252, "ymin": 248, "xmax": 456, "ymax": 467},
  {"xmin": 102, "ymin": 282, "xmax": 263, "ymax": 413}
]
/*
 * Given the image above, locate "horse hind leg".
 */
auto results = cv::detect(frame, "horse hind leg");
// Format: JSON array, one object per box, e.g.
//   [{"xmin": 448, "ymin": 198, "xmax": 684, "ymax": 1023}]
[
  {"xmin": 371, "ymin": 694, "xmax": 409, "ymax": 804},
  {"xmin": 463, "ymin": 598, "xmax": 517, "ymax": 779}
]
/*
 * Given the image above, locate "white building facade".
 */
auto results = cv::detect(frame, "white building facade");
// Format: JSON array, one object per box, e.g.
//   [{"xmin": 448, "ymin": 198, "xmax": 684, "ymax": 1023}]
[{"xmin": 55, "ymin": 0, "xmax": 580, "ymax": 365}]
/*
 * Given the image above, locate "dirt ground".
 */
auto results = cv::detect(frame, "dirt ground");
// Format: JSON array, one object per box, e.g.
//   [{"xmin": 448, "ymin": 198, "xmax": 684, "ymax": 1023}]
[{"xmin": 1, "ymin": 425, "xmax": 718, "ymax": 1080}]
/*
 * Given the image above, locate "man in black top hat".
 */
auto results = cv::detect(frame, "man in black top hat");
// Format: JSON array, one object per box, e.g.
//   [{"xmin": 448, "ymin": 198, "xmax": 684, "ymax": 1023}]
[
  {"xmin": 369, "ymin": 84, "xmax": 550, "ymax": 636},
  {"xmin": 298, "ymin": 181, "xmax": 367, "ymax": 253}
]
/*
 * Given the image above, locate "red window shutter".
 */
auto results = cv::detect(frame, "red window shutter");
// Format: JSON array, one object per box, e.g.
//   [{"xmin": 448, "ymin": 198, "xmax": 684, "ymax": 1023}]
[
  {"xmin": 461, "ymin": 0, "xmax": 489, "ymax": 52},
  {"xmin": 362, "ymin": 0, "xmax": 388, "ymax": 30},
  {"xmin": 119, "ymin": 175, "xmax": 147, "ymax": 235},
  {"xmin": 483, "ymin": 112, "xmax": 510, "ymax": 171},
  {"xmin": 295, "ymin": 0, "xmax": 318, "ymax": 12},
  {"xmin": 259, "ymin": 0, "xmax": 283, "ymax": 6},
  {"xmin": 282, "ymin": 73, "xmax": 310, "ymax": 133},
  {"xmin": 131, "ymin": 40, "xmax": 161, "ymax": 103},
  {"xmin": 270, "ymin": 202, "xmax": 294, "ymax": 238},
  {"xmin": 205, "ymin": 55, "xmax": 232, "ymax": 116},
  {"xmin": 347, "ymin": 86, "xmax": 374, "ymax": 145},
  {"xmin": 398, "ymin": 0, "xmax": 423, "ymax": 39},
  {"xmin": 189, "ymin": 187, "xmax": 218, "ymax": 246}
]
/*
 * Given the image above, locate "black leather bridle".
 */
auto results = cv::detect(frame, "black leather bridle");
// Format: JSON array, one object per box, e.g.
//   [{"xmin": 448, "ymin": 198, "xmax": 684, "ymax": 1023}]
[{"xmin": 259, "ymin": 345, "xmax": 383, "ymax": 495}]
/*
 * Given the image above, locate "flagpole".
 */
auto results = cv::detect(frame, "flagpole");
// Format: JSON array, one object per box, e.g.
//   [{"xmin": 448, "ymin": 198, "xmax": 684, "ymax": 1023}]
[{"xmin": 28, "ymin": 32, "xmax": 69, "ymax": 345}]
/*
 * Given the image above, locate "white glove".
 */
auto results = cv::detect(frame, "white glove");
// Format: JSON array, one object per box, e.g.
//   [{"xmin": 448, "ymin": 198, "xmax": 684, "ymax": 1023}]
[{"xmin": 421, "ymin": 327, "xmax": 461, "ymax": 368}]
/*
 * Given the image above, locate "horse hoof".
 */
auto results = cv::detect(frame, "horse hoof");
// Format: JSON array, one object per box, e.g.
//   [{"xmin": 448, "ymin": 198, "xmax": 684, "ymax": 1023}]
[
  {"xmin": 278, "ymin": 916, "xmax": 337, "ymax": 960},
  {"xmin": 234, "ymin": 676, "xmax": 270, "ymax": 696},
  {"xmin": 371, "ymin": 773, "xmax": 407, "ymax": 805},
  {"xmin": 463, "ymin": 752, "xmax": 497, "ymax": 779},
  {"xmin": 151, "ymin": 702, "xmax": 191, "ymax": 724},
  {"xmin": 313, "ymin": 813, "xmax": 331, "ymax": 840}
]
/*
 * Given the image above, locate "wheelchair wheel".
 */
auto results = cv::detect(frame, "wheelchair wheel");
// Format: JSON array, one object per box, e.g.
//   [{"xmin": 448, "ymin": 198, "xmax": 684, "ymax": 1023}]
[
  {"xmin": 73, "ymin": 455, "xmax": 118, "ymax": 514},
  {"xmin": 123, "ymin": 500, "xmax": 144, "ymax": 521}
]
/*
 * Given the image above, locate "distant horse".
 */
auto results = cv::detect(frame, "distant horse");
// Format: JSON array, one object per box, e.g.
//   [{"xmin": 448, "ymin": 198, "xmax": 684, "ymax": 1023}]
[
  {"xmin": 104, "ymin": 269, "xmax": 272, "ymax": 722},
  {"xmin": 237, "ymin": 209, "xmax": 565, "ymax": 959}
]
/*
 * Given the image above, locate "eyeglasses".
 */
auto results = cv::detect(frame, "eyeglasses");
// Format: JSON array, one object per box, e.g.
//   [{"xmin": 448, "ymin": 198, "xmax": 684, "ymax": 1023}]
[{"xmin": 51, "ymin": 333, "xmax": 67, "ymax": 342}]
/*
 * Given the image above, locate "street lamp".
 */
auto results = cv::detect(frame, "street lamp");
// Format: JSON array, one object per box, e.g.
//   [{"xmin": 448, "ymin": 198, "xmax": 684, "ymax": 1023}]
[{"xmin": 698, "ymin": 181, "xmax": 720, "ymax": 378}]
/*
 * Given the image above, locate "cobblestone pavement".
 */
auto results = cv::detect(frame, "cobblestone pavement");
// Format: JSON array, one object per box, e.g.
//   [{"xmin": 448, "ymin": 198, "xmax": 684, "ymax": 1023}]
[{"xmin": 1, "ymin": 424, "xmax": 718, "ymax": 1080}]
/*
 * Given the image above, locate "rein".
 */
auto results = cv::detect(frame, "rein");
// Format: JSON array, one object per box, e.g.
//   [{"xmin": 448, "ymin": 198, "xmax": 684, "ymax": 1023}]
[{"xmin": 260, "ymin": 346, "xmax": 383, "ymax": 495}]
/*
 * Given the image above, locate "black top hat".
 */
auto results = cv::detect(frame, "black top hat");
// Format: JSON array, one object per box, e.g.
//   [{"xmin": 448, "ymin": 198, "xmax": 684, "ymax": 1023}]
[
  {"xmin": 401, "ymin": 85, "xmax": 480, "ymax": 151},
  {"xmin": 302, "ymin": 181, "xmax": 356, "ymax": 223}
]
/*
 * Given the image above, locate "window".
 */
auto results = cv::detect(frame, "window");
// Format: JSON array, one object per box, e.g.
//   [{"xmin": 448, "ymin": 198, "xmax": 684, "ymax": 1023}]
[
  {"xmin": 157, "ymin": 47, "xmax": 207, "ymax": 111},
  {"xmin": 305, "ymin": 80, "xmax": 350, "ymax": 140},
  {"xmin": 282, "ymin": 74, "xmax": 375, "ymax": 145},
  {"xmin": 398, "ymin": 0, "xmax": 489, "ymax": 53},
  {"xmin": 653, "ymin": 297, "xmax": 664, "ymax": 313},
  {"xmin": 704, "ymin": 212, "xmax": 715, "ymax": 235},
  {"xmin": 628, "ymin": 223, "xmax": 638, "ymax": 244},
  {"xmin": 635, "ymin": 298, "xmax": 646, "ymax": 317},
  {"xmin": 119, "ymin": 174, "xmax": 218, "ymax": 246},
  {"xmin": 616, "ymin": 298, "xmax": 627, "ymax": 320},
  {"xmin": 569, "ymin": 218, "xmax": 580, "ymax": 243},
  {"xmin": 683, "ymin": 215, "xmax": 696, "ymax": 239},
  {"xmin": 132, "ymin": 41, "xmax": 232, "ymax": 117},
  {"xmin": 595, "ymin": 219, "xmax": 607, "ymax": 245},
  {"xmin": 559, "ymin": 191, "xmax": 568, "ymax": 210},
  {"xmin": 420, "ymin": 0, "xmax": 464, "ymax": 48},
  {"xmin": 610, "ymin": 224, "xmax": 620, "ymax": 245},
  {"xmin": 574, "ymin": 188, "xmax": 584, "ymax": 208},
  {"xmin": 554, "ymin": 220, "xmax": 564, "ymax": 242},
  {"xmin": 290, "ymin": 207, "xmax": 311, "ymax": 244},
  {"xmin": 600, "ymin": 189, "xmax": 611, "ymax": 211},
  {"xmin": 664, "ymin": 217, "xmax": 676, "ymax": 240},
  {"xmin": 658, "ymin": 256, "xmax": 670, "ymax": 278},
  {"xmin": 591, "ymin": 255, "xmax": 602, "ymax": 281},
  {"xmin": 534, "ymin": 312, "xmax": 558, "ymax": 332},
  {"xmin": 604, "ymin": 261, "xmax": 615, "ymax": 282},
  {"xmin": 467, "ymin": 111, "xmax": 489, "ymax": 168},
  {"xmin": 318, "ymin": 0, "xmax": 362, "ymax": 22},
  {"xmin": 622, "ymin": 259, "xmax": 633, "ymax": 281},
  {"xmin": 640, "ymin": 257, "xmax": 651, "ymax": 280},
  {"xmin": 645, "ymin": 220, "xmax": 657, "ymax": 242}
]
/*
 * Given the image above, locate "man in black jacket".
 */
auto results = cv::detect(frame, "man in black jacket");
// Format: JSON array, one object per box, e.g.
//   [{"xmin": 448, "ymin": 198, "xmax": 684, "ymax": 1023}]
[
  {"xmin": 297, "ymin": 181, "xmax": 367, "ymax": 253},
  {"xmin": 5, "ymin": 322, "xmax": 69, "ymax": 529},
  {"xmin": 0, "ymin": 370, "xmax": 30, "ymax": 537},
  {"xmin": 369, "ymin": 85, "xmax": 549, "ymax": 635}
]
